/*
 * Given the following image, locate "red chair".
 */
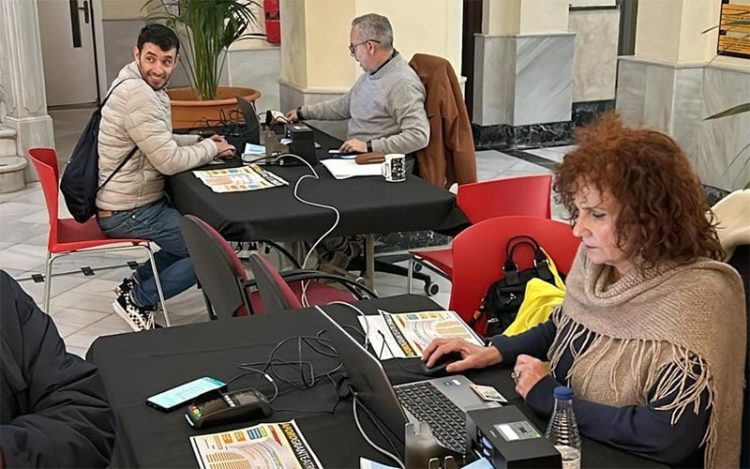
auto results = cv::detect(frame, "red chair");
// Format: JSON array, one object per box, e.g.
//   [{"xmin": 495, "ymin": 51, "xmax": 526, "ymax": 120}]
[
  {"xmin": 27, "ymin": 148, "xmax": 169, "ymax": 324},
  {"xmin": 449, "ymin": 216, "xmax": 580, "ymax": 334},
  {"xmin": 408, "ymin": 174, "xmax": 553, "ymax": 292},
  {"xmin": 180, "ymin": 215, "xmax": 377, "ymax": 319}
]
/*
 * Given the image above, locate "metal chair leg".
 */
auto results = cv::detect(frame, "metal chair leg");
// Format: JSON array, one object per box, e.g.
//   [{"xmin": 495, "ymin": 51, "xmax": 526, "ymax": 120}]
[
  {"xmin": 407, "ymin": 258, "xmax": 414, "ymax": 294},
  {"xmin": 43, "ymin": 252, "xmax": 54, "ymax": 313},
  {"xmin": 143, "ymin": 245, "xmax": 170, "ymax": 327}
]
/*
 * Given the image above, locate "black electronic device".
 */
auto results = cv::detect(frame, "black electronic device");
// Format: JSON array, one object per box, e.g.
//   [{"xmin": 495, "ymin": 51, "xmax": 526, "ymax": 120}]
[
  {"xmin": 421, "ymin": 352, "xmax": 463, "ymax": 376},
  {"xmin": 186, "ymin": 388, "xmax": 272, "ymax": 429},
  {"xmin": 146, "ymin": 376, "xmax": 227, "ymax": 412},
  {"xmin": 466, "ymin": 406, "xmax": 561, "ymax": 468},
  {"xmin": 287, "ymin": 122, "xmax": 317, "ymax": 165},
  {"xmin": 234, "ymin": 94, "xmax": 261, "ymax": 146}
]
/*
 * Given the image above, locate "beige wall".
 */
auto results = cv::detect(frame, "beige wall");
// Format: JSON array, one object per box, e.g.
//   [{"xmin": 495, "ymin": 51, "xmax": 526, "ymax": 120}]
[
  {"xmin": 519, "ymin": 0, "xmax": 568, "ymax": 34},
  {"xmin": 635, "ymin": 0, "xmax": 722, "ymax": 64},
  {"xmin": 482, "ymin": 0, "xmax": 568, "ymax": 35},
  {"xmin": 355, "ymin": 0, "xmax": 462, "ymax": 74},
  {"xmin": 101, "ymin": 0, "xmax": 144, "ymax": 20},
  {"xmin": 678, "ymin": 0, "xmax": 721, "ymax": 62},
  {"xmin": 280, "ymin": 0, "xmax": 308, "ymax": 87},
  {"xmin": 306, "ymin": 0, "xmax": 356, "ymax": 88},
  {"xmin": 280, "ymin": 0, "xmax": 462, "ymax": 90}
]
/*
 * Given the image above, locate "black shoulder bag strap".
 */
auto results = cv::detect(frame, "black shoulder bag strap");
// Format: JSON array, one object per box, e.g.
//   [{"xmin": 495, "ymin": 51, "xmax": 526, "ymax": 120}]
[
  {"xmin": 97, "ymin": 78, "xmax": 139, "ymax": 192},
  {"xmin": 503, "ymin": 235, "xmax": 554, "ymax": 284}
]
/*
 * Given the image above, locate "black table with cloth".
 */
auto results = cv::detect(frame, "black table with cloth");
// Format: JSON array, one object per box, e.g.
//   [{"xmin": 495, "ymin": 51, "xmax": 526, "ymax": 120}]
[
  {"xmin": 166, "ymin": 127, "xmax": 467, "ymax": 242},
  {"xmin": 87, "ymin": 295, "xmax": 665, "ymax": 468}
]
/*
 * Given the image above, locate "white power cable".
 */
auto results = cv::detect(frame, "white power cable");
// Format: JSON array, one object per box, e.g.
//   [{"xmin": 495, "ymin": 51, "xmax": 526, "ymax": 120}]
[
  {"xmin": 353, "ymin": 395, "xmax": 405, "ymax": 469},
  {"xmin": 272, "ymin": 154, "xmax": 341, "ymax": 307}
]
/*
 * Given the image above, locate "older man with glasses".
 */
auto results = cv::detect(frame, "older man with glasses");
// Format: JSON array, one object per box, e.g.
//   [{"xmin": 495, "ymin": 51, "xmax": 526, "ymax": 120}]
[{"xmin": 286, "ymin": 13, "xmax": 429, "ymax": 165}]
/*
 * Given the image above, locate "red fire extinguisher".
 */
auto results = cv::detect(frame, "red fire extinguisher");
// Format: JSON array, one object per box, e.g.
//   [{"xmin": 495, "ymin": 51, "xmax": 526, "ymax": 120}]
[{"xmin": 264, "ymin": 0, "xmax": 280, "ymax": 44}]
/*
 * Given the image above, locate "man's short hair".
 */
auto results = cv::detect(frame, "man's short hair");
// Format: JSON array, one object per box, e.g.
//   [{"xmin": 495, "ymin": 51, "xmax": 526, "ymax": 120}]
[
  {"xmin": 137, "ymin": 23, "xmax": 180, "ymax": 54},
  {"xmin": 352, "ymin": 13, "xmax": 393, "ymax": 49}
]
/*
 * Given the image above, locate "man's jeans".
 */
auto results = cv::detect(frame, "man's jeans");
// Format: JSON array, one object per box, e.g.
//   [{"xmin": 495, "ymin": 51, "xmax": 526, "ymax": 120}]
[{"xmin": 96, "ymin": 198, "xmax": 195, "ymax": 308}]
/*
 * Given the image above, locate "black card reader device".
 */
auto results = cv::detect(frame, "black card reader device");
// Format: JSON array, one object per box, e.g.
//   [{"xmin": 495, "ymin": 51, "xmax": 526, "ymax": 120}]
[
  {"xmin": 186, "ymin": 388, "xmax": 272, "ymax": 429},
  {"xmin": 466, "ymin": 405, "xmax": 561, "ymax": 468},
  {"xmin": 286, "ymin": 122, "xmax": 317, "ymax": 165}
]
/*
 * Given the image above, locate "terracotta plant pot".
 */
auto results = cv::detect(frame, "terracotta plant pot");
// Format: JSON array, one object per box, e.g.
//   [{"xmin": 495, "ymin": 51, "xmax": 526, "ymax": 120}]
[{"xmin": 167, "ymin": 86, "xmax": 261, "ymax": 130}]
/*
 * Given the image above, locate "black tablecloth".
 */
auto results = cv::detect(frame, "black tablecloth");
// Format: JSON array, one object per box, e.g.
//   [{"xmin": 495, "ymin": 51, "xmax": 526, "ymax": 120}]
[
  {"xmin": 88, "ymin": 295, "xmax": 665, "ymax": 468},
  {"xmin": 166, "ymin": 128, "xmax": 467, "ymax": 242}
]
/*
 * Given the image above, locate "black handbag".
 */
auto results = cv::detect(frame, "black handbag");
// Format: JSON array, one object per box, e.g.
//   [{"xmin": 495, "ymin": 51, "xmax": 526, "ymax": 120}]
[{"xmin": 471, "ymin": 235, "xmax": 555, "ymax": 336}]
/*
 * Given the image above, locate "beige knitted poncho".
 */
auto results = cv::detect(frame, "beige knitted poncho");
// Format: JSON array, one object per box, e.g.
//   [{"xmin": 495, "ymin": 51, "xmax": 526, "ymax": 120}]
[{"xmin": 550, "ymin": 247, "xmax": 746, "ymax": 468}]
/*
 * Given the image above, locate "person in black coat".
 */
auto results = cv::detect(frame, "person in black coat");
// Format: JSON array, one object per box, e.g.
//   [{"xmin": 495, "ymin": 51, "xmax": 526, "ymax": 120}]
[{"xmin": 0, "ymin": 270, "xmax": 114, "ymax": 467}]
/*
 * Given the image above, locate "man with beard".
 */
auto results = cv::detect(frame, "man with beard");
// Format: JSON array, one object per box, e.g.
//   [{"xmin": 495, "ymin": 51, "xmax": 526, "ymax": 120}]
[{"xmin": 96, "ymin": 24, "xmax": 235, "ymax": 331}]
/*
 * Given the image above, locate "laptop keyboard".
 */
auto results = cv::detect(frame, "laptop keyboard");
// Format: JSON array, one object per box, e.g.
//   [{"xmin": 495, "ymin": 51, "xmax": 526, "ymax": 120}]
[{"xmin": 394, "ymin": 381, "xmax": 466, "ymax": 454}]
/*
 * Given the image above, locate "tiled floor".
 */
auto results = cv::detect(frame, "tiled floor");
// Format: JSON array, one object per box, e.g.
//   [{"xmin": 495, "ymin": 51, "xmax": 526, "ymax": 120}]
[{"xmin": 1, "ymin": 108, "xmax": 564, "ymax": 358}]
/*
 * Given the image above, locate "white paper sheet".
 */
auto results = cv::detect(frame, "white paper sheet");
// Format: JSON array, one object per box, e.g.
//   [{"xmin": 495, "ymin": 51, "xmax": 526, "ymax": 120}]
[
  {"xmin": 321, "ymin": 158, "xmax": 383, "ymax": 179},
  {"xmin": 357, "ymin": 315, "xmax": 404, "ymax": 360}
]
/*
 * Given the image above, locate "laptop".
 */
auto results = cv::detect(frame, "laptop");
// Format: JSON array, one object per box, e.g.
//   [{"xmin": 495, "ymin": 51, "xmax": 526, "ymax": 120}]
[
  {"xmin": 315, "ymin": 305, "xmax": 500, "ymax": 454},
  {"xmin": 234, "ymin": 94, "xmax": 261, "ymax": 146}
]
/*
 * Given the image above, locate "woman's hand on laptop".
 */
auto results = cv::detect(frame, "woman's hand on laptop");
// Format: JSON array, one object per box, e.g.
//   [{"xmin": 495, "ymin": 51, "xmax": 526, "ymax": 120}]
[{"xmin": 422, "ymin": 338, "xmax": 502, "ymax": 373}]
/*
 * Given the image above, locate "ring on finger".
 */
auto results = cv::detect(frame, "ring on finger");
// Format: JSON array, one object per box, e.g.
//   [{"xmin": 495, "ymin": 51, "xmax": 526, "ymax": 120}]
[{"xmin": 511, "ymin": 370, "xmax": 521, "ymax": 384}]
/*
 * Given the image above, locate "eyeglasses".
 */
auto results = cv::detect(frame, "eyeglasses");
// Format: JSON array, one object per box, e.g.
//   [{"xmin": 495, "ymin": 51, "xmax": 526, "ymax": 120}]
[{"xmin": 348, "ymin": 39, "xmax": 380, "ymax": 55}]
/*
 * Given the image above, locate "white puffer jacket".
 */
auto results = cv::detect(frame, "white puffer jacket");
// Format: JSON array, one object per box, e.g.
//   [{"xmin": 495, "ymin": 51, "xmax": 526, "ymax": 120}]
[{"xmin": 96, "ymin": 61, "xmax": 217, "ymax": 211}]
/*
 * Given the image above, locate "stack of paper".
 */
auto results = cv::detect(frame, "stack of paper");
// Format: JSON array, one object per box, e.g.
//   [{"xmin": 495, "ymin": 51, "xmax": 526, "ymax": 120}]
[
  {"xmin": 193, "ymin": 164, "xmax": 288, "ymax": 193},
  {"xmin": 190, "ymin": 420, "xmax": 322, "ymax": 469},
  {"xmin": 321, "ymin": 158, "xmax": 383, "ymax": 179},
  {"xmin": 358, "ymin": 310, "xmax": 484, "ymax": 360}
]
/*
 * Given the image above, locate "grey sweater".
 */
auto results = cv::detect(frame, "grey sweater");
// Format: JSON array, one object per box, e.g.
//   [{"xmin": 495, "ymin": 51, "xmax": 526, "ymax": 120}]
[{"xmin": 300, "ymin": 53, "xmax": 429, "ymax": 154}]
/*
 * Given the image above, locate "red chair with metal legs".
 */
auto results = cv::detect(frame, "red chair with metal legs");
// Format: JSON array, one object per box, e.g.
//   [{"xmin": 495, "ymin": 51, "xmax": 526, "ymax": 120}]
[
  {"xmin": 449, "ymin": 216, "xmax": 579, "ymax": 334},
  {"xmin": 27, "ymin": 147, "xmax": 169, "ymax": 325},
  {"xmin": 180, "ymin": 214, "xmax": 376, "ymax": 319},
  {"xmin": 407, "ymin": 174, "xmax": 553, "ymax": 293}
]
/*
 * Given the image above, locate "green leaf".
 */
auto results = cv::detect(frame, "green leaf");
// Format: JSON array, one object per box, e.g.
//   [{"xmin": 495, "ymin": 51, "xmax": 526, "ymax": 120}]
[{"xmin": 704, "ymin": 103, "xmax": 750, "ymax": 120}]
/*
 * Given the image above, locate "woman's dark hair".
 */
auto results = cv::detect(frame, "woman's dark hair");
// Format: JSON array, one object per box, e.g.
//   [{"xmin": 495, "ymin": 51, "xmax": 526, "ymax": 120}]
[
  {"xmin": 137, "ymin": 24, "xmax": 180, "ymax": 54},
  {"xmin": 554, "ymin": 112, "xmax": 723, "ymax": 268}
]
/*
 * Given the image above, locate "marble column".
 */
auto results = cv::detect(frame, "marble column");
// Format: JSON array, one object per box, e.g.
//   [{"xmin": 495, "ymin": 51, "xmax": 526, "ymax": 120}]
[
  {"xmin": 0, "ymin": 0, "xmax": 55, "ymax": 182},
  {"xmin": 473, "ymin": 0, "xmax": 575, "ymax": 149},
  {"xmin": 0, "ymin": 65, "xmax": 7, "ymax": 123}
]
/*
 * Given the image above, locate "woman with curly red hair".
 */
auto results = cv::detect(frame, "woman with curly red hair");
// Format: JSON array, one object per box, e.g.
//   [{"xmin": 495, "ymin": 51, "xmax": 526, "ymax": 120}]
[{"xmin": 423, "ymin": 114, "xmax": 746, "ymax": 467}]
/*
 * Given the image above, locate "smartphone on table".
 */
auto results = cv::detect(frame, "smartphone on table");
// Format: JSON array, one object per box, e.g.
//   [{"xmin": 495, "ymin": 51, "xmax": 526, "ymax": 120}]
[{"xmin": 146, "ymin": 376, "xmax": 227, "ymax": 412}]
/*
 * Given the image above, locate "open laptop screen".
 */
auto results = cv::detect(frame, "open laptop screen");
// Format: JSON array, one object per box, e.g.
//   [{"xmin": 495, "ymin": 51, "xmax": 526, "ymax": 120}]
[
  {"xmin": 315, "ymin": 305, "xmax": 409, "ymax": 443},
  {"xmin": 235, "ymin": 94, "xmax": 260, "ymax": 145}
]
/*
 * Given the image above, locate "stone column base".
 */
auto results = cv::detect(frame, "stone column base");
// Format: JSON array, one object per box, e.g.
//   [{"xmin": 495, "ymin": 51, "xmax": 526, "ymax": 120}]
[
  {"xmin": 616, "ymin": 56, "xmax": 750, "ymax": 191},
  {"xmin": 0, "ymin": 155, "xmax": 27, "ymax": 193},
  {"xmin": 4, "ymin": 115, "xmax": 54, "ymax": 182}
]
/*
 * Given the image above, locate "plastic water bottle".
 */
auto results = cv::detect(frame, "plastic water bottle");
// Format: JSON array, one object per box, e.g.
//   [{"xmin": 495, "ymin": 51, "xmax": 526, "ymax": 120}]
[{"xmin": 545, "ymin": 386, "xmax": 582, "ymax": 469}]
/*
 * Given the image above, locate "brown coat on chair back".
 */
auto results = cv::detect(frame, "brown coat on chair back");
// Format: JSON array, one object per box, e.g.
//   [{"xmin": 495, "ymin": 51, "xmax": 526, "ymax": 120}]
[{"xmin": 409, "ymin": 54, "xmax": 477, "ymax": 188}]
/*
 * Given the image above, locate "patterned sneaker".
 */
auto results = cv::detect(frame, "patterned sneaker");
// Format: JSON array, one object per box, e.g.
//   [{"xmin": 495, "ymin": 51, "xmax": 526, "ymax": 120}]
[
  {"xmin": 112, "ymin": 291, "xmax": 154, "ymax": 332},
  {"xmin": 113, "ymin": 276, "xmax": 137, "ymax": 297}
]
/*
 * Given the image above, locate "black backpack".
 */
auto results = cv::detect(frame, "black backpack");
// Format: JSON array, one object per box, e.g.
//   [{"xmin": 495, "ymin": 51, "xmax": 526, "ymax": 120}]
[{"xmin": 60, "ymin": 79, "xmax": 138, "ymax": 223}]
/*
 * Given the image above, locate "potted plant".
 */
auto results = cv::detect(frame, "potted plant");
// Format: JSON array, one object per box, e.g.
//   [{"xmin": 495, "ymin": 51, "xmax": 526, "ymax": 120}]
[{"xmin": 144, "ymin": 0, "xmax": 263, "ymax": 129}]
